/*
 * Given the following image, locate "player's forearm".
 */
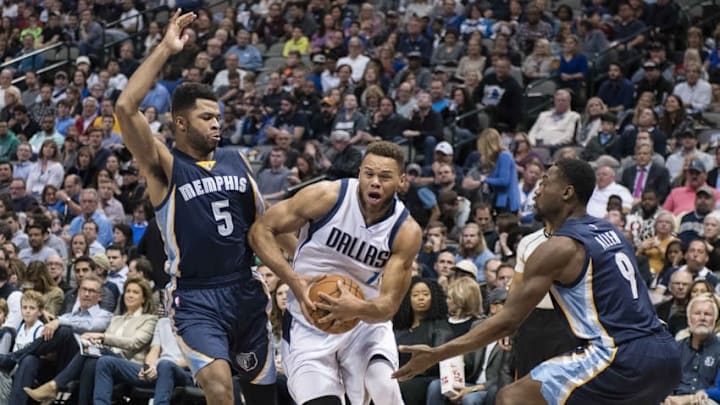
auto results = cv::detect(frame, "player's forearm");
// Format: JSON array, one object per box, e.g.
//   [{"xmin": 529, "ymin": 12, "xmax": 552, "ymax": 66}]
[
  {"xmin": 116, "ymin": 44, "xmax": 173, "ymax": 113},
  {"xmin": 249, "ymin": 223, "xmax": 300, "ymax": 286},
  {"xmin": 356, "ymin": 297, "xmax": 399, "ymax": 323},
  {"xmin": 431, "ymin": 313, "xmax": 516, "ymax": 362}
]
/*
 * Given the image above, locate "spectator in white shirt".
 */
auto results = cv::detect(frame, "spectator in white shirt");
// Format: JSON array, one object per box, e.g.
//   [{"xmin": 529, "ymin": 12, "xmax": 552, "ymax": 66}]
[
  {"xmin": 665, "ymin": 129, "xmax": 715, "ymax": 182},
  {"xmin": 336, "ymin": 37, "xmax": 370, "ymax": 83},
  {"xmin": 528, "ymin": 89, "xmax": 581, "ymax": 150},
  {"xmin": 673, "ymin": 63, "xmax": 712, "ymax": 113},
  {"xmin": 587, "ymin": 164, "xmax": 633, "ymax": 218}
]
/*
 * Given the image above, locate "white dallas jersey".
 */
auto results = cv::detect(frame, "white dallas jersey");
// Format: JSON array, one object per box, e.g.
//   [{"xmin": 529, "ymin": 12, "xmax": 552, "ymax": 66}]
[
  {"xmin": 515, "ymin": 228, "xmax": 554, "ymax": 309},
  {"xmin": 289, "ymin": 178, "xmax": 409, "ymax": 321}
]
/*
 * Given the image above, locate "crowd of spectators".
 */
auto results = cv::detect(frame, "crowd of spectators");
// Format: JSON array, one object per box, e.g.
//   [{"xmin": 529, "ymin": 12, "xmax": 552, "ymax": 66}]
[{"xmin": 0, "ymin": 0, "xmax": 719, "ymax": 403}]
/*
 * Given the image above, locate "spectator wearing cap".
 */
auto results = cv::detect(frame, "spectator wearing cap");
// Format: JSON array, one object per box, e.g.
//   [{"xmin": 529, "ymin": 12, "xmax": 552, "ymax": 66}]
[
  {"xmin": 393, "ymin": 50, "xmax": 432, "ymax": 91},
  {"xmin": 319, "ymin": 130, "xmax": 362, "ymax": 180},
  {"xmin": 415, "ymin": 141, "xmax": 463, "ymax": 188},
  {"xmin": 636, "ymin": 60, "xmax": 674, "ymax": 104},
  {"xmin": 664, "ymin": 158, "xmax": 720, "ymax": 216},
  {"xmin": 666, "ymin": 129, "xmax": 715, "ymax": 182},
  {"xmin": 528, "ymin": 89, "xmax": 580, "ymax": 150},
  {"xmin": 581, "ymin": 113, "xmax": 621, "ymax": 162},
  {"xmin": 449, "ymin": 260, "xmax": 478, "ymax": 285},
  {"xmin": 307, "ymin": 54, "xmax": 327, "ymax": 93},
  {"xmin": 673, "ymin": 62, "xmax": 712, "ymax": 114},
  {"xmin": 398, "ymin": 163, "xmax": 438, "ymax": 230},
  {"xmin": 598, "ymin": 62, "xmax": 635, "ymax": 113},
  {"xmin": 587, "ymin": 165, "xmax": 633, "ymax": 218},
  {"xmin": 308, "ymin": 96, "xmax": 339, "ymax": 141},
  {"xmin": 631, "ymin": 42, "xmax": 675, "ymax": 84},
  {"xmin": 678, "ymin": 185, "xmax": 717, "ymax": 247},
  {"xmin": 225, "ymin": 30, "xmax": 262, "ymax": 72}
]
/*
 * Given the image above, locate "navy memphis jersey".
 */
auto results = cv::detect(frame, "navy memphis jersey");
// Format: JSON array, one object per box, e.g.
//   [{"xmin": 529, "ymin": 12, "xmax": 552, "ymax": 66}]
[
  {"xmin": 552, "ymin": 215, "xmax": 664, "ymax": 348},
  {"xmin": 155, "ymin": 148, "xmax": 263, "ymax": 282}
]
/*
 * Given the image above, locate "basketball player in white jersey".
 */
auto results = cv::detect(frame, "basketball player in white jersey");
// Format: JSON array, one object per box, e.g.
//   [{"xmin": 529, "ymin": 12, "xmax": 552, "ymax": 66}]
[{"xmin": 249, "ymin": 141, "xmax": 422, "ymax": 405}]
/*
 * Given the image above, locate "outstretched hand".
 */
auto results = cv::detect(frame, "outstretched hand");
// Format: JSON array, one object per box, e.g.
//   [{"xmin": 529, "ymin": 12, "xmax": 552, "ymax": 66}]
[
  {"xmin": 162, "ymin": 9, "xmax": 197, "ymax": 54},
  {"xmin": 391, "ymin": 344, "xmax": 437, "ymax": 382}
]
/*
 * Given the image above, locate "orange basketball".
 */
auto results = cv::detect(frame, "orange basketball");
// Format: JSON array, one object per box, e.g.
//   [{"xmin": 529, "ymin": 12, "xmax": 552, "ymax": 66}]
[{"xmin": 308, "ymin": 274, "xmax": 365, "ymax": 334}]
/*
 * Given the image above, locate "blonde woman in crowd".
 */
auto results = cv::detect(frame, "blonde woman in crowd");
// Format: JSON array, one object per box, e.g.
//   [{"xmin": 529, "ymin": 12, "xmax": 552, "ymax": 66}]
[
  {"xmin": 522, "ymin": 38, "xmax": 555, "ymax": 81},
  {"xmin": 638, "ymin": 210, "xmax": 678, "ymax": 276}
]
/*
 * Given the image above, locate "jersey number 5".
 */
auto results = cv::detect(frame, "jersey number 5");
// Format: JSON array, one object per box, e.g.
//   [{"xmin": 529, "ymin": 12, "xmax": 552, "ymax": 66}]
[
  {"xmin": 614, "ymin": 252, "xmax": 638, "ymax": 300},
  {"xmin": 212, "ymin": 200, "xmax": 234, "ymax": 236}
]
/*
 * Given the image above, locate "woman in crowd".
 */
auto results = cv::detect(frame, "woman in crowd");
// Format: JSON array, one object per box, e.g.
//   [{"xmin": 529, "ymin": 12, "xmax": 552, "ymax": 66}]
[
  {"xmin": 113, "ymin": 224, "xmax": 135, "ymax": 253},
  {"xmin": 432, "ymin": 29, "xmax": 464, "ymax": 68},
  {"xmin": 66, "ymin": 146, "xmax": 97, "ymax": 187},
  {"xmin": 24, "ymin": 277, "xmax": 157, "ymax": 404},
  {"xmin": 61, "ymin": 132, "xmax": 79, "ymax": 171},
  {"xmin": 578, "ymin": 97, "xmax": 608, "ymax": 146},
  {"xmin": 618, "ymin": 91, "xmax": 655, "ymax": 133},
  {"xmin": 511, "ymin": 132, "xmax": 542, "ymax": 176},
  {"xmin": 26, "ymin": 140, "xmax": 64, "ymax": 198},
  {"xmin": 456, "ymin": 39, "xmax": 485, "ymax": 82},
  {"xmin": 288, "ymin": 153, "xmax": 319, "ymax": 186},
  {"xmin": 394, "ymin": 277, "xmax": 452, "ymax": 405},
  {"xmin": 41, "ymin": 184, "xmax": 64, "ymax": 221},
  {"xmin": 638, "ymin": 211, "xmax": 679, "ymax": 276},
  {"xmin": 522, "ymin": 38, "xmax": 555, "ymax": 82},
  {"xmin": 445, "ymin": 87, "xmax": 481, "ymax": 143},
  {"xmin": 427, "ymin": 277, "xmax": 488, "ymax": 405},
  {"xmin": 476, "ymin": 128, "xmax": 520, "ymax": 214},
  {"xmin": 103, "ymin": 154, "xmax": 124, "ymax": 188},
  {"xmin": 659, "ymin": 94, "xmax": 693, "ymax": 148},
  {"xmin": 557, "ymin": 34, "xmax": 588, "ymax": 107},
  {"xmin": 23, "ymin": 260, "xmax": 64, "ymax": 317},
  {"xmin": 649, "ymin": 239, "xmax": 683, "ymax": 303}
]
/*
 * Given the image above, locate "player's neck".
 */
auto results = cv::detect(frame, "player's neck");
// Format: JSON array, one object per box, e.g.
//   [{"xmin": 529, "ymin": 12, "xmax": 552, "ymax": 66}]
[
  {"xmin": 547, "ymin": 206, "xmax": 587, "ymax": 231},
  {"xmin": 176, "ymin": 144, "xmax": 214, "ymax": 161},
  {"xmin": 358, "ymin": 194, "xmax": 392, "ymax": 226}
]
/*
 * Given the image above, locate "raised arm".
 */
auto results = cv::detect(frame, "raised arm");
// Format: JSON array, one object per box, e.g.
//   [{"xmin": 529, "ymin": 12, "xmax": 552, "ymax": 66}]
[
  {"xmin": 115, "ymin": 10, "xmax": 196, "ymax": 206},
  {"xmin": 393, "ymin": 236, "xmax": 580, "ymax": 381}
]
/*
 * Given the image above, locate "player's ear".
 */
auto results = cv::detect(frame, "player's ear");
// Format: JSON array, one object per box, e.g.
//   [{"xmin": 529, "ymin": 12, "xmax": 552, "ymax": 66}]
[
  {"xmin": 175, "ymin": 116, "xmax": 187, "ymax": 133},
  {"xmin": 562, "ymin": 184, "xmax": 575, "ymax": 201}
]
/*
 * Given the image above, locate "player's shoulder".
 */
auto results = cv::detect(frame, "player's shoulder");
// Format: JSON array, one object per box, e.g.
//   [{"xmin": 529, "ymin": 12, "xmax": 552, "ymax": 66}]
[
  {"xmin": 289, "ymin": 179, "xmax": 345, "ymax": 218},
  {"xmin": 392, "ymin": 215, "xmax": 422, "ymax": 253}
]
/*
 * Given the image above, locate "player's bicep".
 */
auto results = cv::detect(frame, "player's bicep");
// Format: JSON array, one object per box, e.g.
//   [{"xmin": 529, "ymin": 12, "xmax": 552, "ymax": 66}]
[
  {"xmin": 118, "ymin": 111, "xmax": 171, "ymax": 181},
  {"xmin": 256, "ymin": 181, "xmax": 338, "ymax": 235}
]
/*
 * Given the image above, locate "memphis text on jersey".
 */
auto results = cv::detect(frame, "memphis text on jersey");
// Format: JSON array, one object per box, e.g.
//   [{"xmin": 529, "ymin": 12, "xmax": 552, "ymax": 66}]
[
  {"xmin": 326, "ymin": 226, "xmax": 390, "ymax": 268},
  {"xmin": 177, "ymin": 175, "xmax": 248, "ymax": 202}
]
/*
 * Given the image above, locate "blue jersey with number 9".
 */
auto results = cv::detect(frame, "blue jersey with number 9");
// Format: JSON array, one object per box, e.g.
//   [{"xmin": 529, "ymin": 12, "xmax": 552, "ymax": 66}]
[
  {"xmin": 551, "ymin": 215, "xmax": 664, "ymax": 348},
  {"xmin": 156, "ymin": 148, "xmax": 264, "ymax": 282}
]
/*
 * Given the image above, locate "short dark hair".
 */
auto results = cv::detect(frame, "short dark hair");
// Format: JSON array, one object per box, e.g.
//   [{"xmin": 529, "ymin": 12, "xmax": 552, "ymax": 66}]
[
  {"xmin": 74, "ymin": 255, "xmax": 97, "ymax": 270},
  {"xmin": 364, "ymin": 141, "xmax": 405, "ymax": 172},
  {"xmin": 106, "ymin": 244, "xmax": 125, "ymax": 255},
  {"xmin": 26, "ymin": 223, "xmax": 47, "ymax": 235},
  {"xmin": 171, "ymin": 83, "xmax": 217, "ymax": 118},
  {"xmin": 554, "ymin": 159, "xmax": 596, "ymax": 206}
]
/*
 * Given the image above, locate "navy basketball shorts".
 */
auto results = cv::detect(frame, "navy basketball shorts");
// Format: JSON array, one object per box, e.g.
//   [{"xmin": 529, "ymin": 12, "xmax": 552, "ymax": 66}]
[
  {"xmin": 171, "ymin": 272, "xmax": 276, "ymax": 384},
  {"xmin": 530, "ymin": 330, "xmax": 680, "ymax": 405}
]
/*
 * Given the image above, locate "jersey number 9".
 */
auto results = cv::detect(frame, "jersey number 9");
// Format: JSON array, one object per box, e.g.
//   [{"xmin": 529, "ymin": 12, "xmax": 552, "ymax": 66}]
[{"xmin": 615, "ymin": 252, "xmax": 638, "ymax": 300}]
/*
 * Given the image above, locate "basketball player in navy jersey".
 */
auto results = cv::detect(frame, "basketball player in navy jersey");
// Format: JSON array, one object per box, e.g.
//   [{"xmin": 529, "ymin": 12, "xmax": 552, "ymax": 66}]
[
  {"xmin": 115, "ymin": 11, "xmax": 276, "ymax": 405},
  {"xmin": 394, "ymin": 159, "xmax": 681, "ymax": 405},
  {"xmin": 249, "ymin": 141, "xmax": 422, "ymax": 405}
]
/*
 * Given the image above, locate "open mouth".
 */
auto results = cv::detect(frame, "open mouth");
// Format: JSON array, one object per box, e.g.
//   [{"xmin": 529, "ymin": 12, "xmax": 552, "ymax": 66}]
[{"xmin": 367, "ymin": 192, "xmax": 382, "ymax": 204}]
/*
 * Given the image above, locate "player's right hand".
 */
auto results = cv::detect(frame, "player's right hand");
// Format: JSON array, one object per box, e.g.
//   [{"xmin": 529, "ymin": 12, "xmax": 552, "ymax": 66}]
[
  {"xmin": 289, "ymin": 274, "xmax": 318, "ymax": 326},
  {"xmin": 161, "ymin": 9, "xmax": 197, "ymax": 54}
]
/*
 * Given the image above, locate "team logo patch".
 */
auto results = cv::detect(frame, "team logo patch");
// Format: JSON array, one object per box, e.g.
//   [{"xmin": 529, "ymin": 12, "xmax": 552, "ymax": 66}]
[
  {"xmin": 236, "ymin": 352, "xmax": 258, "ymax": 372},
  {"xmin": 705, "ymin": 356, "xmax": 715, "ymax": 367},
  {"xmin": 196, "ymin": 160, "xmax": 216, "ymax": 170}
]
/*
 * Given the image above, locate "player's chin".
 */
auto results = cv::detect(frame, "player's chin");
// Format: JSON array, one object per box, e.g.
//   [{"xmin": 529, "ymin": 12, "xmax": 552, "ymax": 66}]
[{"xmin": 364, "ymin": 192, "xmax": 387, "ymax": 206}]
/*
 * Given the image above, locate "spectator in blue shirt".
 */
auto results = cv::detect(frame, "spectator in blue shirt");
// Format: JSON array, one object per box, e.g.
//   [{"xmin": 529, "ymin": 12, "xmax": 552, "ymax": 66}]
[
  {"xmin": 139, "ymin": 78, "xmax": 171, "ymax": 115},
  {"xmin": 69, "ymin": 189, "xmax": 113, "ymax": 247},
  {"xmin": 14, "ymin": 35, "xmax": 44, "ymax": 75},
  {"xmin": 225, "ymin": 29, "xmax": 262, "ymax": 72},
  {"xmin": 598, "ymin": 62, "xmax": 635, "ymax": 113}
]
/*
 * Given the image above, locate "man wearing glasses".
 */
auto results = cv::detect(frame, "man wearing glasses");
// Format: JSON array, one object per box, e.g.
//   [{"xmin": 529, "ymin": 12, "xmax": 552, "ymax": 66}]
[{"xmin": 0, "ymin": 274, "xmax": 112, "ymax": 403}]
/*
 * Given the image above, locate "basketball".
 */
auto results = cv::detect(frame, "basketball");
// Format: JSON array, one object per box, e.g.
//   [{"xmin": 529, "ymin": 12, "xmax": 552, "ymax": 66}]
[{"xmin": 308, "ymin": 274, "xmax": 365, "ymax": 334}]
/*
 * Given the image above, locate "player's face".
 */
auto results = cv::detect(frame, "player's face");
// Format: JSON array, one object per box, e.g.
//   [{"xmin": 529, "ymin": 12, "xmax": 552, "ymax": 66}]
[
  {"xmin": 357, "ymin": 154, "xmax": 402, "ymax": 211},
  {"xmin": 534, "ymin": 166, "xmax": 567, "ymax": 218},
  {"xmin": 181, "ymin": 99, "xmax": 222, "ymax": 156},
  {"xmin": 410, "ymin": 282, "xmax": 431, "ymax": 314}
]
